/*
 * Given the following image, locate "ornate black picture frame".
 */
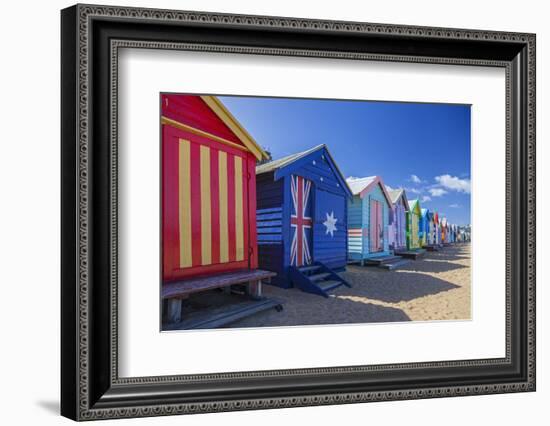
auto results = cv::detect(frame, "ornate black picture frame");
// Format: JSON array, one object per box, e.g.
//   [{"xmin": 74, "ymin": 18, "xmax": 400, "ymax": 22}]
[{"xmin": 61, "ymin": 4, "xmax": 536, "ymax": 421}]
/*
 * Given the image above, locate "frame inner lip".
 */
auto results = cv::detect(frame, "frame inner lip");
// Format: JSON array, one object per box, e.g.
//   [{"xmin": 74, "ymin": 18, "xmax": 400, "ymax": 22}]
[{"xmin": 108, "ymin": 39, "xmax": 513, "ymax": 384}]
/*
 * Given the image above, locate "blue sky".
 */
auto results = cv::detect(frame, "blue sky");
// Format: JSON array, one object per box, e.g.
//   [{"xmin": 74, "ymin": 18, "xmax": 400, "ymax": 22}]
[{"xmin": 220, "ymin": 95, "xmax": 471, "ymax": 226}]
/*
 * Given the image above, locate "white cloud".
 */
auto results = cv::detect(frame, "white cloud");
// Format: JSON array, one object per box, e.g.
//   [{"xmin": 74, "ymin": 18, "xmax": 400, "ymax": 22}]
[
  {"xmin": 449, "ymin": 203, "xmax": 461, "ymax": 208},
  {"xmin": 421, "ymin": 196, "xmax": 432, "ymax": 203},
  {"xmin": 429, "ymin": 188, "xmax": 448, "ymax": 197},
  {"xmin": 435, "ymin": 174, "xmax": 471, "ymax": 193},
  {"xmin": 406, "ymin": 187, "xmax": 421, "ymax": 194},
  {"xmin": 410, "ymin": 174, "xmax": 422, "ymax": 184},
  {"xmin": 385, "ymin": 184, "xmax": 394, "ymax": 192}
]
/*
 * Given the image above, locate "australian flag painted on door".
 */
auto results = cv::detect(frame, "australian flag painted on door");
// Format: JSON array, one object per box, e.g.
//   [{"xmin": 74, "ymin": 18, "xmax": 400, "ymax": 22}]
[{"xmin": 255, "ymin": 144, "xmax": 353, "ymax": 288}]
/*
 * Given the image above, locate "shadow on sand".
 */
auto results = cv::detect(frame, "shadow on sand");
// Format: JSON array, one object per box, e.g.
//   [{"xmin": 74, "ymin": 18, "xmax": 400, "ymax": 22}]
[
  {"xmin": 227, "ymin": 287, "xmax": 411, "ymax": 327},
  {"xmin": 400, "ymin": 259, "xmax": 467, "ymax": 274},
  {"xmin": 427, "ymin": 254, "xmax": 470, "ymax": 262},
  {"xmin": 339, "ymin": 269, "xmax": 460, "ymax": 304}
]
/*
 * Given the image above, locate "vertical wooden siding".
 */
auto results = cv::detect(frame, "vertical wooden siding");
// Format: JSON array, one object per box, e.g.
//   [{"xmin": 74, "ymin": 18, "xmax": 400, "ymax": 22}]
[
  {"xmin": 362, "ymin": 184, "xmax": 390, "ymax": 257},
  {"xmin": 396, "ymin": 201, "xmax": 407, "ymax": 249},
  {"xmin": 407, "ymin": 209, "xmax": 421, "ymax": 249},
  {"xmin": 256, "ymin": 172, "xmax": 285, "ymax": 286},
  {"xmin": 304, "ymin": 153, "xmax": 348, "ymax": 271},
  {"xmin": 388, "ymin": 205, "xmax": 396, "ymax": 250},
  {"xmin": 162, "ymin": 124, "xmax": 253, "ymax": 281},
  {"xmin": 314, "ymin": 188, "xmax": 348, "ymax": 270}
]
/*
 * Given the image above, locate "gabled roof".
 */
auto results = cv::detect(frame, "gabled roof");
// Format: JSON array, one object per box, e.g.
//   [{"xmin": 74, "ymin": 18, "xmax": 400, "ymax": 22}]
[
  {"xmin": 387, "ymin": 188, "xmax": 410, "ymax": 211},
  {"xmin": 347, "ymin": 176, "xmax": 376, "ymax": 195},
  {"xmin": 256, "ymin": 144, "xmax": 352, "ymax": 198},
  {"xmin": 409, "ymin": 198, "xmax": 422, "ymax": 215},
  {"xmin": 346, "ymin": 175, "xmax": 393, "ymax": 206},
  {"xmin": 161, "ymin": 95, "xmax": 269, "ymax": 161},
  {"xmin": 256, "ymin": 145, "xmax": 320, "ymax": 175},
  {"xmin": 200, "ymin": 96, "xmax": 269, "ymax": 161}
]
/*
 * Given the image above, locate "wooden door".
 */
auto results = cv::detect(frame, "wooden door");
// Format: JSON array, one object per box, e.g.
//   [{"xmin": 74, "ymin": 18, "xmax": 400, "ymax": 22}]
[
  {"xmin": 396, "ymin": 204, "xmax": 405, "ymax": 248},
  {"xmin": 290, "ymin": 175, "xmax": 313, "ymax": 266},
  {"xmin": 314, "ymin": 188, "xmax": 346, "ymax": 269},
  {"xmin": 411, "ymin": 213, "xmax": 419, "ymax": 248},
  {"xmin": 370, "ymin": 199, "xmax": 383, "ymax": 253}
]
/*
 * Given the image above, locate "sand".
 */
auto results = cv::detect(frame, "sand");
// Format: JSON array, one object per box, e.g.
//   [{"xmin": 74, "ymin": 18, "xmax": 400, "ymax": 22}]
[{"xmin": 228, "ymin": 243, "xmax": 471, "ymax": 328}]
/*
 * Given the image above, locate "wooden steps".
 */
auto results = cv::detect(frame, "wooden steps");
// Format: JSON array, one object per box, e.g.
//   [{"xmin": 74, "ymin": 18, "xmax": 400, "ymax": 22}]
[
  {"xmin": 309, "ymin": 272, "xmax": 331, "ymax": 282},
  {"xmin": 365, "ymin": 255, "xmax": 403, "ymax": 265},
  {"xmin": 162, "ymin": 269, "xmax": 277, "ymax": 325},
  {"xmin": 289, "ymin": 262, "xmax": 351, "ymax": 298},
  {"xmin": 394, "ymin": 249, "xmax": 426, "ymax": 260},
  {"xmin": 298, "ymin": 265, "xmax": 321, "ymax": 273},
  {"xmin": 423, "ymin": 244, "xmax": 440, "ymax": 252},
  {"xmin": 365, "ymin": 254, "xmax": 411, "ymax": 270},
  {"xmin": 163, "ymin": 297, "xmax": 282, "ymax": 331},
  {"xmin": 377, "ymin": 258, "xmax": 412, "ymax": 270},
  {"xmin": 317, "ymin": 279, "xmax": 346, "ymax": 292}
]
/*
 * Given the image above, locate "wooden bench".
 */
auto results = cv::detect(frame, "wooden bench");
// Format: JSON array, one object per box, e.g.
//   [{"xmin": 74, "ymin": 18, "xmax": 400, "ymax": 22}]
[{"xmin": 162, "ymin": 269, "xmax": 277, "ymax": 324}]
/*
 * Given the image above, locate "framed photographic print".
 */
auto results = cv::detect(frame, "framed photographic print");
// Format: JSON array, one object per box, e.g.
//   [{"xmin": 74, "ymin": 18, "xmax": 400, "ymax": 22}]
[{"xmin": 61, "ymin": 3, "xmax": 536, "ymax": 421}]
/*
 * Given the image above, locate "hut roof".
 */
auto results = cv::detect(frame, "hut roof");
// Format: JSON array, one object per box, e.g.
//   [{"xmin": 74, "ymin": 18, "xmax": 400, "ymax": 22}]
[
  {"xmin": 256, "ymin": 145, "xmax": 320, "ymax": 175},
  {"xmin": 409, "ymin": 198, "xmax": 422, "ymax": 215},
  {"xmin": 387, "ymin": 188, "xmax": 411, "ymax": 211},
  {"xmin": 200, "ymin": 96, "xmax": 269, "ymax": 161},
  {"xmin": 162, "ymin": 95, "xmax": 269, "ymax": 161},
  {"xmin": 346, "ymin": 175, "xmax": 393, "ymax": 206},
  {"xmin": 256, "ymin": 144, "xmax": 352, "ymax": 197},
  {"xmin": 347, "ymin": 176, "xmax": 376, "ymax": 194}
]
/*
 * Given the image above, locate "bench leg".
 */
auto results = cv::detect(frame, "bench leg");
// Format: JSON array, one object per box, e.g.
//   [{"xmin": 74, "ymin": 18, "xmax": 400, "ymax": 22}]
[
  {"xmin": 165, "ymin": 298, "xmax": 184, "ymax": 324},
  {"xmin": 247, "ymin": 280, "xmax": 263, "ymax": 300}
]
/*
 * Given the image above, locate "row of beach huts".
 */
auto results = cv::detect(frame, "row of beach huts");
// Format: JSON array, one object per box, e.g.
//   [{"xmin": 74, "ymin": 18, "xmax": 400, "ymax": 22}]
[{"xmin": 161, "ymin": 95, "xmax": 471, "ymax": 329}]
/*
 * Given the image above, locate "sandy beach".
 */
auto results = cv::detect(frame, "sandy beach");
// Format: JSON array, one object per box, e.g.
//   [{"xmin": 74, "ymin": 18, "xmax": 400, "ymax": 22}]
[{"xmin": 229, "ymin": 243, "xmax": 471, "ymax": 328}]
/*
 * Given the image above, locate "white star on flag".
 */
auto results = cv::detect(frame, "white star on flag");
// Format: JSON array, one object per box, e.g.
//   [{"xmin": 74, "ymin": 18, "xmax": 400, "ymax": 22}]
[{"xmin": 323, "ymin": 211, "xmax": 338, "ymax": 237}]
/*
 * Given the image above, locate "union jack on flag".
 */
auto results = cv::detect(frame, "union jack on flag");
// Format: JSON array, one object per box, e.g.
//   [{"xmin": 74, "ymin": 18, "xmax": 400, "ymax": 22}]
[{"xmin": 290, "ymin": 175, "xmax": 313, "ymax": 266}]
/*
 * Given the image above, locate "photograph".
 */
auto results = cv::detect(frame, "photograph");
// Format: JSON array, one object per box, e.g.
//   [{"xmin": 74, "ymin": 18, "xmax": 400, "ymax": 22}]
[{"xmin": 160, "ymin": 94, "xmax": 472, "ymax": 330}]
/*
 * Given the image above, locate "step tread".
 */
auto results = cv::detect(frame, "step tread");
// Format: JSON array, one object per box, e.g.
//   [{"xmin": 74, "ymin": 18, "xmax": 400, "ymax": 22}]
[
  {"xmin": 316, "ymin": 280, "xmax": 344, "ymax": 291},
  {"xmin": 309, "ymin": 272, "xmax": 331, "ymax": 282},
  {"xmin": 366, "ymin": 255, "xmax": 403, "ymax": 264},
  {"xmin": 394, "ymin": 249, "xmax": 426, "ymax": 259},
  {"xmin": 379, "ymin": 259, "xmax": 411, "ymax": 270},
  {"xmin": 298, "ymin": 265, "xmax": 321, "ymax": 273}
]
